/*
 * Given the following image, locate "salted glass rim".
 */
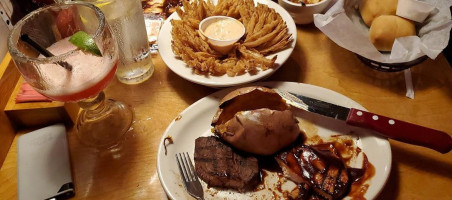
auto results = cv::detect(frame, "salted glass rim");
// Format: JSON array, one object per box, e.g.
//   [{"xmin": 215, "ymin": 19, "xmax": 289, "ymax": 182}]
[{"xmin": 7, "ymin": 1, "xmax": 106, "ymax": 64}]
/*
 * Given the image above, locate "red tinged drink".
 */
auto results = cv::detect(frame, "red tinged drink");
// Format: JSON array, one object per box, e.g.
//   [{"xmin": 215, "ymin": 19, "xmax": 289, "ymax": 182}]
[
  {"xmin": 48, "ymin": 62, "xmax": 117, "ymax": 102},
  {"xmin": 8, "ymin": 2, "xmax": 133, "ymax": 148},
  {"xmin": 34, "ymin": 37, "xmax": 118, "ymax": 102}
]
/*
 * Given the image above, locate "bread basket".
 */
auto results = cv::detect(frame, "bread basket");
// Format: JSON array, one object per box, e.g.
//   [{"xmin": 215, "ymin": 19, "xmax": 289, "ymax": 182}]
[
  {"xmin": 356, "ymin": 54, "xmax": 428, "ymax": 72},
  {"xmin": 313, "ymin": 0, "xmax": 452, "ymax": 72}
]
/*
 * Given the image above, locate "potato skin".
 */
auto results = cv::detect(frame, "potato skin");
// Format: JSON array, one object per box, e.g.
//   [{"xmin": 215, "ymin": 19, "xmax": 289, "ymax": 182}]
[
  {"xmin": 212, "ymin": 86, "xmax": 289, "ymax": 126},
  {"xmin": 218, "ymin": 86, "xmax": 280, "ymax": 106},
  {"xmin": 369, "ymin": 15, "xmax": 416, "ymax": 51},
  {"xmin": 360, "ymin": 0, "xmax": 398, "ymax": 27},
  {"xmin": 212, "ymin": 86, "xmax": 301, "ymax": 155}
]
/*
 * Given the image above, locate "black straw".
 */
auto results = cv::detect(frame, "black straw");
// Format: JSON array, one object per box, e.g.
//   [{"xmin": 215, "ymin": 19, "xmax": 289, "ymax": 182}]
[{"xmin": 20, "ymin": 34, "xmax": 73, "ymax": 71}]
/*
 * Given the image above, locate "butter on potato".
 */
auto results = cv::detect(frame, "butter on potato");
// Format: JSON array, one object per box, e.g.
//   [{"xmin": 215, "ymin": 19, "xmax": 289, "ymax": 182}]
[
  {"xmin": 369, "ymin": 15, "xmax": 416, "ymax": 52},
  {"xmin": 360, "ymin": 0, "xmax": 398, "ymax": 27}
]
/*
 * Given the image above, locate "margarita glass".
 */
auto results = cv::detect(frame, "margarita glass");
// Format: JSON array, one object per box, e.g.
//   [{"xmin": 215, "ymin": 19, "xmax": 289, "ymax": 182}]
[{"xmin": 8, "ymin": 2, "xmax": 133, "ymax": 149}]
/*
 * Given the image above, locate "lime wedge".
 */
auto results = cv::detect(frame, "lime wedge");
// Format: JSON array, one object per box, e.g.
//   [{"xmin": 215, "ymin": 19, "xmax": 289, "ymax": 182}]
[
  {"xmin": 94, "ymin": 1, "xmax": 114, "ymax": 8},
  {"xmin": 69, "ymin": 31, "xmax": 102, "ymax": 56}
]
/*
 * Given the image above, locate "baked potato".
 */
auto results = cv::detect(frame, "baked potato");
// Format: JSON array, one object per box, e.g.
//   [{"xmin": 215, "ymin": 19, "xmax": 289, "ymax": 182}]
[{"xmin": 212, "ymin": 86, "xmax": 302, "ymax": 155}]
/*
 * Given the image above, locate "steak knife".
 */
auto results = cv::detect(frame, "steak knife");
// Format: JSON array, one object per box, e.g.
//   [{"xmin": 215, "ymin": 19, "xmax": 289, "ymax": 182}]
[{"xmin": 275, "ymin": 89, "xmax": 452, "ymax": 154}]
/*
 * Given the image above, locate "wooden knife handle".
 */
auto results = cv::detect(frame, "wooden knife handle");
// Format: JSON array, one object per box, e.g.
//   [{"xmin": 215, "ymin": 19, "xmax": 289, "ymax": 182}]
[{"xmin": 346, "ymin": 108, "xmax": 452, "ymax": 154}]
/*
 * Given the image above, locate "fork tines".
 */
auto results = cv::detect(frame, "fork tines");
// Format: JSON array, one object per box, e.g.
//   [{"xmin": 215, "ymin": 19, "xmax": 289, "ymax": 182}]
[
  {"xmin": 176, "ymin": 152, "xmax": 197, "ymax": 183},
  {"xmin": 176, "ymin": 152, "xmax": 204, "ymax": 200}
]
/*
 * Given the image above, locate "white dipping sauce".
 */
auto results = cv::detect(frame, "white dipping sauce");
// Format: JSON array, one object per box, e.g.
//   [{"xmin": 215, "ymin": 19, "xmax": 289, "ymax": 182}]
[{"xmin": 204, "ymin": 18, "xmax": 244, "ymax": 40}]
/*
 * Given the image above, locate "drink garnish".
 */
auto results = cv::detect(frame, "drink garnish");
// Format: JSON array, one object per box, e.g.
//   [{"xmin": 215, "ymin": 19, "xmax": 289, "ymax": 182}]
[
  {"xmin": 69, "ymin": 31, "xmax": 102, "ymax": 56},
  {"xmin": 94, "ymin": 1, "xmax": 114, "ymax": 8}
]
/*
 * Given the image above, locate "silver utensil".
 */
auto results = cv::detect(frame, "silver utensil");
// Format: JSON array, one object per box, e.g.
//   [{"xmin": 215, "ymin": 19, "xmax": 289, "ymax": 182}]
[{"xmin": 176, "ymin": 152, "xmax": 204, "ymax": 200}]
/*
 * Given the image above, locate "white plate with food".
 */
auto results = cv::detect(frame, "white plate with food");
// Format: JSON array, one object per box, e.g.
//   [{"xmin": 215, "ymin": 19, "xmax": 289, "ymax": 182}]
[
  {"xmin": 158, "ymin": 0, "xmax": 297, "ymax": 88},
  {"xmin": 157, "ymin": 81, "xmax": 391, "ymax": 200}
]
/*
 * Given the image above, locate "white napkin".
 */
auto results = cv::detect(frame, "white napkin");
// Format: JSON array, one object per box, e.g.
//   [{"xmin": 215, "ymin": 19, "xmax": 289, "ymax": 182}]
[
  {"xmin": 397, "ymin": 0, "xmax": 435, "ymax": 23},
  {"xmin": 404, "ymin": 69, "xmax": 415, "ymax": 99}
]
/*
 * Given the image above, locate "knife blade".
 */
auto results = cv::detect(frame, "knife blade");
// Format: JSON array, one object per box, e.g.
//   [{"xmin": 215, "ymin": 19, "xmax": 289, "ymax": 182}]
[{"xmin": 275, "ymin": 89, "xmax": 452, "ymax": 154}]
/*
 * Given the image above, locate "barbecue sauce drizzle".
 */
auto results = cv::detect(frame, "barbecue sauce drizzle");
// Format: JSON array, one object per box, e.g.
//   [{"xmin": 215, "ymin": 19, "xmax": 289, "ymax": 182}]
[{"xmin": 256, "ymin": 136, "xmax": 374, "ymax": 200}]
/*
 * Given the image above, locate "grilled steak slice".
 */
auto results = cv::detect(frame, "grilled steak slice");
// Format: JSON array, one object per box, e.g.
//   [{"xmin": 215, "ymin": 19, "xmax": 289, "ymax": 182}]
[
  {"xmin": 276, "ymin": 144, "xmax": 351, "ymax": 200},
  {"xmin": 194, "ymin": 136, "xmax": 260, "ymax": 191}
]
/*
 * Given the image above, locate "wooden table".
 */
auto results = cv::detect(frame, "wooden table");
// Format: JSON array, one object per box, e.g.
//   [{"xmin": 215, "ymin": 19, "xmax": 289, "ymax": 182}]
[{"xmin": 1, "ymin": 24, "xmax": 452, "ymax": 200}]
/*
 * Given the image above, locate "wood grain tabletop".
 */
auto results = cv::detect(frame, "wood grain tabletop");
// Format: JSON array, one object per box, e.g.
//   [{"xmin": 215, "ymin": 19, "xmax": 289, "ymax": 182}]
[{"xmin": 1, "ymin": 23, "xmax": 452, "ymax": 200}]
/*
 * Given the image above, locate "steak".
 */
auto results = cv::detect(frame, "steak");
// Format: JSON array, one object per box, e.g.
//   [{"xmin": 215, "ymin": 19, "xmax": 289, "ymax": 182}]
[
  {"xmin": 276, "ymin": 144, "xmax": 356, "ymax": 200},
  {"xmin": 194, "ymin": 136, "xmax": 260, "ymax": 191}
]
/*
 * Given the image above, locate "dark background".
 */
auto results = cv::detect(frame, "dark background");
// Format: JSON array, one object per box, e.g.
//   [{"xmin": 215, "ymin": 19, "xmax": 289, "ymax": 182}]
[{"xmin": 444, "ymin": 7, "xmax": 452, "ymax": 67}]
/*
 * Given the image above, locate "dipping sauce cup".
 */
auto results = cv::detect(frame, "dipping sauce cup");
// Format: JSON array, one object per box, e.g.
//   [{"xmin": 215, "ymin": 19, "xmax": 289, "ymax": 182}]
[{"xmin": 199, "ymin": 16, "xmax": 245, "ymax": 54}]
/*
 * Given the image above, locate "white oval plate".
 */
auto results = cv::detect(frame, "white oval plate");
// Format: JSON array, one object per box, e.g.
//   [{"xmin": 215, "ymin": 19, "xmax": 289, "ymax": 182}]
[
  {"xmin": 157, "ymin": 82, "xmax": 392, "ymax": 200},
  {"xmin": 157, "ymin": 0, "xmax": 297, "ymax": 88}
]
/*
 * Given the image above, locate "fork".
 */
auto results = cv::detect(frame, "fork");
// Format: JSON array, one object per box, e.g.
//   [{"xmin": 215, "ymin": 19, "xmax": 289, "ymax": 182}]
[{"xmin": 176, "ymin": 152, "xmax": 205, "ymax": 200}]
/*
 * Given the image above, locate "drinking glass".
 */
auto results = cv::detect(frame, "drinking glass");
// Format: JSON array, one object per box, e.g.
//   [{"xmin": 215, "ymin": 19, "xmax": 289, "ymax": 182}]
[
  {"xmin": 8, "ymin": 2, "xmax": 133, "ymax": 149},
  {"xmin": 81, "ymin": 0, "xmax": 155, "ymax": 85}
]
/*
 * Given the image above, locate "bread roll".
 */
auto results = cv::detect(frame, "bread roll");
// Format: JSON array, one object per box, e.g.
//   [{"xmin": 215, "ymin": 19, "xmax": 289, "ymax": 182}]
[
  {"xmin": 369, "ymin": 15, "xmax": 416, "ymax": 52},
  {"xmin": 360, "ymin": 0, "xmax": 398, "ymax": 27}
]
